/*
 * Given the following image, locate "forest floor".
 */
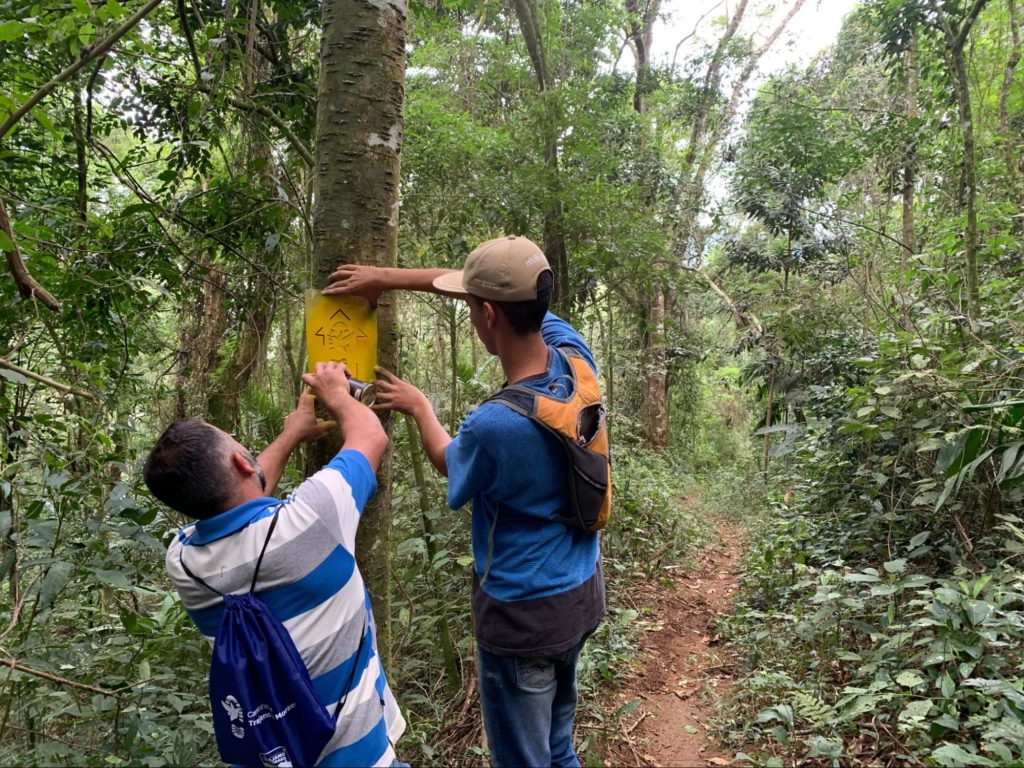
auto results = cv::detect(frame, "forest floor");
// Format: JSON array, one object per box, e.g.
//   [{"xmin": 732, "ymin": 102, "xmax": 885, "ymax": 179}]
[{"xmin": 598, "ymin": 512, "xmax": 745, "ymax": 767}]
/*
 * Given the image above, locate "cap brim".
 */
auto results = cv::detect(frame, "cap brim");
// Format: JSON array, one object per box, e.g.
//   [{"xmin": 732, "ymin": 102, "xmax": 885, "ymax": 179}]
[{"xmin": 433, "ymin": 270, "xmax": 468, "ymax": 296}]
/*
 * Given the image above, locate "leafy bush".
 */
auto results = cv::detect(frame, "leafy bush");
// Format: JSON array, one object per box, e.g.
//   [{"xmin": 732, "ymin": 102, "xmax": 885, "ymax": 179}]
[{"xmin": 726, "ymin": 497, "xmax": 1024, "ymax": 766}]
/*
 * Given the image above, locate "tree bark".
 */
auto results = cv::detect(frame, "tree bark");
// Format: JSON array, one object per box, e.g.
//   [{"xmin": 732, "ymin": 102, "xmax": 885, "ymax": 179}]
[
  {"xmin": 0, "ymin": 197, "xmax": 61, "ymax": 312},
  {"xmin": 311, "ymin": 0, "xmax": 406, "ymax": 665},
  {"xmin": 511, "ymin": 0, "xmax": 571, "ymax": 317},
  {"xmin": 73, "ymin": 89, "xmax": 88, "ymax": 240},
  {"xmin": 175, "ymin": 253, "xmax": 228, "ymax": 419},
  {"xmin": 641, "ymin": 290, "xmax": 668, "ymax": 449},
  {"xmin": 932, "ymin": 0, "xmax": 989, "ymax": 321},
  {"xmin": 1000, "ymin": 0, "xmax": 1022, "ymax": 218}
]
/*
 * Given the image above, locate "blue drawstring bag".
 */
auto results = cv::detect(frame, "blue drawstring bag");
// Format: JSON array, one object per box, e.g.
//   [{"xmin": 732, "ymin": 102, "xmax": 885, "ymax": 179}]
[{"xmin": 180, "ymin": 507, "xmax": 365, "ymax": 767}]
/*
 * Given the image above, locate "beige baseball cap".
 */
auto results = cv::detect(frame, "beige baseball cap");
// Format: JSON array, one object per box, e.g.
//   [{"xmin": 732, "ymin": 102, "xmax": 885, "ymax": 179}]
[{"xmin": 433, "ymin": 235, "xmax": 552, "ymax": 301}]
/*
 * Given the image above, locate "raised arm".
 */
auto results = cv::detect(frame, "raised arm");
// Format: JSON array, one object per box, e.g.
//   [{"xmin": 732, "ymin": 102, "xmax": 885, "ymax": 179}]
[
  {"xmin": 256, "ymin": 392, "xmax": 334, "ymax": 494},
  {"xmin": 322, "ymin": 265, "xmax": 465, "ymax": 303},
  {"xmin": 372, "ymin": 367, "xmax": 451, "ymax": 476},
  {"xmin": 302, "ymin": 361, "xmax": 389, "ymax": 471}
]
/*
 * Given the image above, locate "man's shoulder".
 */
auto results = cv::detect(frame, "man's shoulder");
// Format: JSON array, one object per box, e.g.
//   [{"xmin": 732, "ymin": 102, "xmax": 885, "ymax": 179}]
[
  {"xmin": 464, "ymin": 398, "xmax": 536, "ymax": 435},
  {"xmin": 165, "ymin": 526, "xmax": 191, "ymax": 556},
  {"xmin": 541, "ymin": 313, "xmax": 597, "ymax": 372},
  {"xmin": 451, "ymin": 401, "xmax": 543, "ymax": 467}
]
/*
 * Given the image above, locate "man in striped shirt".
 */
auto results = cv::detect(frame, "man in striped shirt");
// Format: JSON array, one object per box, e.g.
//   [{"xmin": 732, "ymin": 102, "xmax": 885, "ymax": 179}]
[{"xmin": 145, "ymin": 361, "xmax": 405, "ymax": 767}]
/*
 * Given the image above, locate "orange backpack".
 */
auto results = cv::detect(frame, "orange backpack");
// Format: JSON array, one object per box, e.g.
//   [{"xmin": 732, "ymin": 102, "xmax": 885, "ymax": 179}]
[{"xmin": 487, "ymin": 347, "xmax": 611, "ymax": 532}]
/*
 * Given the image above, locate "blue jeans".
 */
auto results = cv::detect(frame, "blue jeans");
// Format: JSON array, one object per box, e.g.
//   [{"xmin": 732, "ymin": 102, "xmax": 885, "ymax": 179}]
[{"xmin": 477, "ymin": 634, "xmax": 589, "ymax": 768}]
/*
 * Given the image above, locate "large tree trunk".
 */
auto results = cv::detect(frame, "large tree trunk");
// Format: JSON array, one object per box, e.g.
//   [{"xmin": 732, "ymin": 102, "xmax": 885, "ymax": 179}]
[
  {"xmin": 206, "ymin": 113, "xmax": 286, "ymax": 431},
  {"xmin": 311, "ymin": 0, "xmax": 406, "ymax": 666},
  {"xmin": 626, "ymin": 0, "xmax": 669, "ymax": 451},
  {"xmin": 175, "ymin": 255, "xmax": 228, "ymax": 420}
]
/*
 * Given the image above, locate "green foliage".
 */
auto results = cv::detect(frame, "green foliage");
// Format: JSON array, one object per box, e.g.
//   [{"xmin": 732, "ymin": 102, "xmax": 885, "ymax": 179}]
[
  {"xmin": 3, "ymin": 0, "xmax": 1023, "ymax": 763},
  {"xmin": 726, "ymin": 503, "xmax": 1024, "ymax": 765}
]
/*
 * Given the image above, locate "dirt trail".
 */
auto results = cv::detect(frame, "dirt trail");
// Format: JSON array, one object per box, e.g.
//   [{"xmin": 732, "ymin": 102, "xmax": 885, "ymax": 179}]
[{"xmin": 602, "ymin": 518, "xmax": 744, "ymax": 767}]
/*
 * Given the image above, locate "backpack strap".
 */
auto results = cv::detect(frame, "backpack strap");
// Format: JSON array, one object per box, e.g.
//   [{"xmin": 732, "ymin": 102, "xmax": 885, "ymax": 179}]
[
  {"xmin": 179, "ymin": 506, "xmax": 282, "ymax": 596},
  {"xmin": 248, "ymin": 506, "xmax": 281, "ymax": 593}
]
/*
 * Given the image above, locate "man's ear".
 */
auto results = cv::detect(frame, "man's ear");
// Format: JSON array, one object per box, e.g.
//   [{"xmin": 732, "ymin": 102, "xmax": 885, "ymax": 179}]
[
  {"xmin": 230, "ymin": 451, "xmax": 257, "ymax": 478},
  {"xmin": 482, "ymin": 300, "xmax": 499, "ymax": 329}
]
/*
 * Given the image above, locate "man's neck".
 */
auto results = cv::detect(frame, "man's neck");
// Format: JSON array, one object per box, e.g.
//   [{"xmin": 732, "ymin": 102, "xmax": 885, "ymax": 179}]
[
  {"xmin": 498, "ymin": 332, "xmax": 550, "ymax": 384},
  {"xmin": 222, "ymin": 485, "xmax": 265, "ymax": 513}
]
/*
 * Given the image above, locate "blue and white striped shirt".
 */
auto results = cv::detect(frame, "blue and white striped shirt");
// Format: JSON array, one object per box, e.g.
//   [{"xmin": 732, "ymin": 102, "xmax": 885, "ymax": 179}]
[{"xmin": 166, "ymin": 450, "xmax": 405, "ymax": 767}]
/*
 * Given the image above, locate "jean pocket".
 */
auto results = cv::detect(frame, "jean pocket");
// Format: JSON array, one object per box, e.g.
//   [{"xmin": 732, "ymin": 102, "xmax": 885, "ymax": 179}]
[{"xmin": 515, "ymin": 656, "xmax": 556, "ymax": 692}]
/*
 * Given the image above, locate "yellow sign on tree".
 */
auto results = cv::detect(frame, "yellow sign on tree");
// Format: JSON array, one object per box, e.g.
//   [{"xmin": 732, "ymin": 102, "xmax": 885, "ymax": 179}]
[{"xmin": 304, "ymin": 289, "xmax": 378, "ymax": 379}]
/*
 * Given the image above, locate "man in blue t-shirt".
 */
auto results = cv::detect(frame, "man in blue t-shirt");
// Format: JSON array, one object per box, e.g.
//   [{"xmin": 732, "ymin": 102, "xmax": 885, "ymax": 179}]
[{"xmin": 325, "ymin": 236, "xmax": 605, "ymax": 768}]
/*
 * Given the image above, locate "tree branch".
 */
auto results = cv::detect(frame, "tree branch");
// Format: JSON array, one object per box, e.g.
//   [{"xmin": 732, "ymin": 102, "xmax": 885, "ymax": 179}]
[
  {"xmin": 176, "ymin": 0, "xmax": 202, "ymax": 78},
  {"xmin": 512, "ymin": 0, "xmax": 550, "ymax": 91},
  {"xmin": 0, "ymin": 0, "xmax": 165, "ymax": 142},
  {"xmin": 671, "ymin": 0, "xmax": 726, "ymax": 71},
  {"xmin": 215, "ymin": 89, "xmax": 313, "ymax": 166},
  {"xmin": 91, "ymin": 138, "xmax": 299, "ymax": 298},
  {"xmin": 0, "ymin": 357, "xmax": 97, "ymax": 400},
  {"xmin": 696, "ymin": 268, "xmax": 763, "ymax": 336},
  {"xmin": 0, "ymin": 196, "xmax": 61, "ymax": 312},
  {"xmin": 0, "ymin": 655, "xmax": 121, "ymax": 698},
  {"xmin": 954, "ymin": 0, "xmax": 990, "ymax": 52}
]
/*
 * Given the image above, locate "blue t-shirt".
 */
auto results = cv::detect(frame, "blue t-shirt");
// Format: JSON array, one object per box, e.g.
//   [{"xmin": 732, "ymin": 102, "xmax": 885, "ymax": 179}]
[{"xmin": 445, "ymin": 313, "xmax": 606, "ymax": 655}]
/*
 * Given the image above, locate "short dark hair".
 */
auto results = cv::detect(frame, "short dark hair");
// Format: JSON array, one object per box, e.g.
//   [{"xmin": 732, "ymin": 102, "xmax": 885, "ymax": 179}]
[
  {"xmin": 472, "ymin": 270, "xmax": 553, "ymax": 335},
  {"xmin": 143, "ymin": 420, "xmax": 234, "ymax": 519}
]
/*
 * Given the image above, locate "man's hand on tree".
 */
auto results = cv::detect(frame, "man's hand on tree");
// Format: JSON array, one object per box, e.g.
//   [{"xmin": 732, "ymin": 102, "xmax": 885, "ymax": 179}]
[
  {"xmin": 302, "ymin": 361, "xmax": 388, "ymax": 469},
  {"xmin": 301, "ymin": 361, "xmax": 354, "ymax": 416},
  {"xmin": 372, "ymin": 367, "xmax": 430, "ymax": 418},
  {"xmin": 283, "ymin": 391, "xmax": 335, "ymax": 443},
  {"xmin": 322, "ymin": 264, "xmax": 387, "ymax": 305}
]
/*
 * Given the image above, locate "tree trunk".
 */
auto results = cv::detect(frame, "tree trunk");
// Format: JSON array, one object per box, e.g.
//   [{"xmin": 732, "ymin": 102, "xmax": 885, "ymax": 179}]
[
  {"xmin": 311, "ymin": 0, "xmax": 406, "ymax": 665},
  {"xmin": 902, "ymin": 40, "xmax": 918, "ymax": 261},
  {"xmin": 633, "ymin": 0, "xmax": 802, "ymax": 451},
  {"xmin": 175, "ymin": 254, "xmax": 228, "ymax": 420},
  {"xmin": 641, "ymin": 289, "xmax": 668, "ymax": 449},
  {"xmin": 1000, "ymin": 0, "xmax": 1022, "ymax": 220},
  {"xmin": 73, "ymin": 87, "xmax": 88, "ymax": 240},
  {"xmin": 932, "ymin": 0, "xmax": 989, "ymax": 321},
  {"xmin": 512, "ymin": 0, "xmax": 571, "ymax": 317},
  {"xmin": 626, "ymin": 0, "xmax": 668, "ymax": 451}
]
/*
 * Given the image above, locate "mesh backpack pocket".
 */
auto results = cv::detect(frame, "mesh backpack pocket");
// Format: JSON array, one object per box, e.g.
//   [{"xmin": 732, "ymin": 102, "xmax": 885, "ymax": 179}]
[{"xmin": 487, "ymin": 347, "xmax": 612, "ymax": 532}]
